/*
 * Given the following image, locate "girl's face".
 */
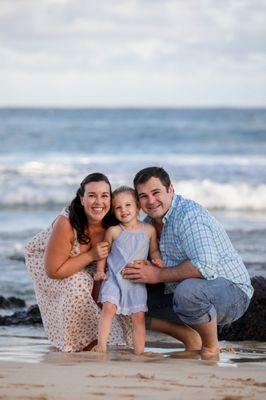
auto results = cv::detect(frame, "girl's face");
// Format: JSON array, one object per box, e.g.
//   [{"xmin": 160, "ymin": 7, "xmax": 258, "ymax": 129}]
[
  {"xmin": 80, "ymin": 181, "xmax": 111, "ymax": 223},
  {"xmin": 112, "ymin": 192, "xmax": 139, "ymax": 224}
]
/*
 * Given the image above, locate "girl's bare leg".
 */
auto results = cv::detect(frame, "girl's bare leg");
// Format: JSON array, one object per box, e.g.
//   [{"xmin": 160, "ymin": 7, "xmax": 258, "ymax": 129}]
[
  {"xmin": 132, "ymin": 311, "xmax": 146, "ymax": 355},
  {"xmin": 97, "ymin": 302, "xmax": 117, "ymax": 353}
]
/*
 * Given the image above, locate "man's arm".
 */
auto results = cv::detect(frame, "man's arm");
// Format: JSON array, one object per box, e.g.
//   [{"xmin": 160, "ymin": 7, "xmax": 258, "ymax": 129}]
[
  {"xmin": 154, "ymin": 214, "xmax": 219, "ymax": 283},
  {"xmin": 123, "ymin": 213, "xmax": 217, "ymax": 284},
  {"xmin": 122, "ymin": 260, "xmax": 202, "ymax": 284}
]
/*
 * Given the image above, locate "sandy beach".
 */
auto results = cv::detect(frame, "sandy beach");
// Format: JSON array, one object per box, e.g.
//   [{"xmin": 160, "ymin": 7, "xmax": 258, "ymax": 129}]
[{"xmin": 0, "ymin": 331, "xmax": 265, "ymax": 400}]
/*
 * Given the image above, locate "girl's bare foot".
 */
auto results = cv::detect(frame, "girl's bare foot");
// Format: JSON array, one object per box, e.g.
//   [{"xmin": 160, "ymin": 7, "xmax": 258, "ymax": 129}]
[{"xmin": 91, "ymin": 344, "xmax": 107, "ymax": 353}]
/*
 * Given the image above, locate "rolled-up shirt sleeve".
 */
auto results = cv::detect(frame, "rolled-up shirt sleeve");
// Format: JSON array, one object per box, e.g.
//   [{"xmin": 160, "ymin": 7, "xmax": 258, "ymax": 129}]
[{"xmin": 179, "ymin": 215, "xmax": 219, "ymax": 280}]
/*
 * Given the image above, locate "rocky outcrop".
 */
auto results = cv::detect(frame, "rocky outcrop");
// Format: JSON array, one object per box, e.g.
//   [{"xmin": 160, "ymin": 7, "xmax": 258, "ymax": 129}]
[
  {"xmin": 0, "ymin": 296, "xmax": 26, "ymax": 309},
  {"xmin": 0, "ymin": 304, "xmax": 41, "ymax": 325},
  {"xmin": 218, "ymin": 276, "xmax": 266, "ymax": 341}
]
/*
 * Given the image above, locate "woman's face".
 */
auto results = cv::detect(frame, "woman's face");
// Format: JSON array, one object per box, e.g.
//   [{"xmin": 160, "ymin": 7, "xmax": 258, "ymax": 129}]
[{"xmin": 80, "ymin": 181, "xmax": 111, "ymax": 224}]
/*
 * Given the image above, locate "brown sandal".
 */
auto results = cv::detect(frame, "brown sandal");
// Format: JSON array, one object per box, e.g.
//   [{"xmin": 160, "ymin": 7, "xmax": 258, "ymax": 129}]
[{"xmin": 83, "ymin": 339, "xmax": 98, "ymax": 351}]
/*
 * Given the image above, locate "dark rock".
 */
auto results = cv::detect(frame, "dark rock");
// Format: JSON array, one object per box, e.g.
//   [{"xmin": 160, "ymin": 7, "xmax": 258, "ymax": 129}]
[
  {"xmin": 0, "ymin": 304, "xmax": 42, "ymax": 326},
  {"xmin": 27, "ymin": 304, "xmax": 42, "ymax": 319},
  {"xmin": 218, "ymin": 276, "xmax": 266, "ymax": 341},
  {"xmin": 8, "ymin": 255, "xmax": 25, "ymax": 262},
  {"xmin": 0, "ymin": 295, "xmax": 26, "ymax": 309}
]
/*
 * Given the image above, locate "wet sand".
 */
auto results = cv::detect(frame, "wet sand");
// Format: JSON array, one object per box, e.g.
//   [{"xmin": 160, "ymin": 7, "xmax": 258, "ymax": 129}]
[{"xmin": 0, "ymin": 332, "xmax": 266, "ymax": 399}]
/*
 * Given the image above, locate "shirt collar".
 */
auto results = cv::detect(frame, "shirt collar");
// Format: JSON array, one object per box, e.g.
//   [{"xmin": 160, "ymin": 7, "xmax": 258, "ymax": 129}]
[{"xmin": 162, "ymin": 193, "xmax": 180, "ymax": 224}]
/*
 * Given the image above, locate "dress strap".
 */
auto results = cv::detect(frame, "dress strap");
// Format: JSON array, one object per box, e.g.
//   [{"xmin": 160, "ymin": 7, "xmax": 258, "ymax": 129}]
[
  {"xmin": 60, "ymin": 207, "xmax": 70, "ymax": 218},
  {"xmin": 58, "ymin": 207, "xmax": 78, "ymax": 242},
  {"xmin": 119, "ymin": 223, "xmax": 126, "ymax": 231},
  {"xmin": 51, "ymin": 207, "xmax": 69, "ymax": 227}
]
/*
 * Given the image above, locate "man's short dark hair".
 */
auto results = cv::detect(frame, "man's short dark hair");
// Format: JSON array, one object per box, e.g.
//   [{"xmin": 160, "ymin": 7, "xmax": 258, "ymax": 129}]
[{"xmin": 133, "ymin": 167, "xmax": 171, "ymax": 191}]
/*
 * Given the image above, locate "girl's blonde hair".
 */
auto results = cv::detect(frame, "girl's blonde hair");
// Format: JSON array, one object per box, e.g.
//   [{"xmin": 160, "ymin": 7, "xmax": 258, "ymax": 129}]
[{"xmin": 112, "ymin": 186, "xmax": 138, "ymax": 203}]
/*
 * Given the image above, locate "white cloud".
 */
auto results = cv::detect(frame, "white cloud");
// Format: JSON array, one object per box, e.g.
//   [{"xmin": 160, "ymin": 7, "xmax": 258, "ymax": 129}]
[{"xmin": 0, "ymin": 0, "xmax": 265, "ymax": 106}]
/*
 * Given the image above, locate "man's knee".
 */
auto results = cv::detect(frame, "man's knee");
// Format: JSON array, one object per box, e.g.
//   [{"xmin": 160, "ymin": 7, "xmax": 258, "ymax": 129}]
[
  {"xmin": 173, "ymin": 279, "xmax": 204, "ymax": 310},
  {"xmin": 173, "ymin": 279, "xmax": 218, "ymax": 325}
]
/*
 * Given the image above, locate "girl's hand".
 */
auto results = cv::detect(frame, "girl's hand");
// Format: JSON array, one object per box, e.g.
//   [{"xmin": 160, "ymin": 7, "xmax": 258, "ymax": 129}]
[
  {"xmin": 89, "ymin": 241, "xmax": 110, "ymax": 261},
  {"xmin": 152, "ymin": 259, "xmax": 165, "ymax": 268},
  {"xmin": 94, "ymin": 271, "xmax": 107, "ymax": 281},
  {"xmin": 133, "ymin": 259, "xmax": 150, "ymax": 266}
]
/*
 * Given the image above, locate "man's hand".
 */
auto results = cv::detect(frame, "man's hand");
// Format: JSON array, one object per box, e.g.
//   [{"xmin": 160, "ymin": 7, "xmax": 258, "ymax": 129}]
[{"xmin": 122, "ymin": 260, "xmax": 161, "ymax": 284}]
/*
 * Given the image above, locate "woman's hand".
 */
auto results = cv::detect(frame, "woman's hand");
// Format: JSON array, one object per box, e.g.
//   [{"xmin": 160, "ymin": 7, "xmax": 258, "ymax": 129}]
[{"xmin": 89, "ymin": 241, "xmax": 110, "ymax": 261}]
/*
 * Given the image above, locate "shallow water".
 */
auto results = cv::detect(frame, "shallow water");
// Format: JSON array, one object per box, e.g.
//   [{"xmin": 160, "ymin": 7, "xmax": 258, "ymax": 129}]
[{"xmin": 1, "ymin": 329, "xmax": 266, "ymax": 368}]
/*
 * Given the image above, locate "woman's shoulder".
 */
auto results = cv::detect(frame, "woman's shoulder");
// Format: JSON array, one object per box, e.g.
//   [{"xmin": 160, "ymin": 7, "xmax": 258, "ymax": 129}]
[
  {"xmin": 51, "ymin": 207, "xmax": 71, "ymax": 228},
  {"xmin": 51, "ymin": 213, "xmax": 74, "ymax": 238}
]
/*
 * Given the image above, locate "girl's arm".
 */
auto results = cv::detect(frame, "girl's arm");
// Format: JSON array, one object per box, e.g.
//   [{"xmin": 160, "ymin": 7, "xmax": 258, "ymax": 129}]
[
  {"xmin": 45, "ymin": 216, "xmax": 109, "ymax": 279},
  {"xmin": 94, "ymin": 227, "xmax": 114, "ymax": 281},
  {"xmin": 148, "ymin": 225, "xmax": 165, "ymax": 268},
  {"xmin": 94, "ymin": 259, "xmax": 107, "ymax": 281}
]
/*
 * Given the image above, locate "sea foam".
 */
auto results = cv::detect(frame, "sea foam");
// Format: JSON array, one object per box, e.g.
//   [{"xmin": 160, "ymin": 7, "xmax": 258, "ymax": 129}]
[
  {"xmin": 174, "ymin": 180, "xmax": 266, "ymax": 211},
  {"xmin": 0, "ymin": 179, "xmax": 265, "ymax": 211}
]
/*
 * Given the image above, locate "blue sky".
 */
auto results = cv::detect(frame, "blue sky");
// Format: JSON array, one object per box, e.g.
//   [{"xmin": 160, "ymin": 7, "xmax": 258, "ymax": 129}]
[{"xmin": 0, "ymin": 0, "xmax": 265, "ymax": 107}]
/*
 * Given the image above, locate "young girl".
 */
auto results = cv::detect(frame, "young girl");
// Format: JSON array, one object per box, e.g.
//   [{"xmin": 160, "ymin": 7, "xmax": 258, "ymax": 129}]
[{"xmin": 94, "ymin": 186, "xmax": 163, "ymax": 355}]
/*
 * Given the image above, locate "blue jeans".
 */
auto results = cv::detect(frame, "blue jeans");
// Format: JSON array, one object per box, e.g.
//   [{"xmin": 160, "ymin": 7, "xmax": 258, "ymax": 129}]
[{"xmin": 146, "ymin": 278, "xmax": 250, "ymax": 327}]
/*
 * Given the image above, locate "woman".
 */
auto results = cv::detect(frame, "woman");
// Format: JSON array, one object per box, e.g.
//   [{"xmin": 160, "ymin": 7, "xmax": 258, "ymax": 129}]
[{"xmin": 25, "ymin": 172, "xmax": 132, "ymax": 352}]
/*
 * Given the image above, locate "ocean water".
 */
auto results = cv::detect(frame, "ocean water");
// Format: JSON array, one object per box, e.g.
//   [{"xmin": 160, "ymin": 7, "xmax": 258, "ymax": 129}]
[{"xmin": 0, "ymin": 107, "xmax": 265, "ymax": 311}]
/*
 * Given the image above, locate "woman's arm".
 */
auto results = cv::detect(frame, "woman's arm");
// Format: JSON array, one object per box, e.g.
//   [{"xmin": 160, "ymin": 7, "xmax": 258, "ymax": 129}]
[{"xmin": 44, "ymin": 216, "xmax": 109, "ymax": 279}]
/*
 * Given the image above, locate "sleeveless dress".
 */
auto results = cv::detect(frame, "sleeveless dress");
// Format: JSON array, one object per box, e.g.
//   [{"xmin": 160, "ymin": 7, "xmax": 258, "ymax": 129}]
[
  {"xmin": 99, "ymin": 223, "xmax": 149, "ymax": 315},
  {"xmin": 24, "ymin": 208, "xmax": 132, "ymax": 352}
]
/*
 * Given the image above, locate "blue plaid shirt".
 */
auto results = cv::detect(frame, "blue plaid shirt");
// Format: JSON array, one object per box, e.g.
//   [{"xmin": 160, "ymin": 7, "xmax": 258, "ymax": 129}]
[{"xmin": 146, "ymin": 193, "xmax": 253, "ymax": 299}]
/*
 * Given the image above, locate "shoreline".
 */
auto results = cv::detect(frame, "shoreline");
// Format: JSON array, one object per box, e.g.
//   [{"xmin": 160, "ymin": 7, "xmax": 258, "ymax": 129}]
[{"xmin": 0, "ymin": 332, "xmax": 266, "ymax": 399}]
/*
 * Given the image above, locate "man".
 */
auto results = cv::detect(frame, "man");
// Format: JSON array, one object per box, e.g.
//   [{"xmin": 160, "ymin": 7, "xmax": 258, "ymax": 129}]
[{"xmin": 123, "ymin": 167, "xmax": 253, "ymax": 359}]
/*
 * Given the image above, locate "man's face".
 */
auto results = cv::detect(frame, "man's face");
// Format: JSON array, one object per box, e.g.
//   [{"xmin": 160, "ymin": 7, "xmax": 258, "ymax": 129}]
[{"xmin": 136, "ymin": 177, "xmax": 174, "ymax": 220}]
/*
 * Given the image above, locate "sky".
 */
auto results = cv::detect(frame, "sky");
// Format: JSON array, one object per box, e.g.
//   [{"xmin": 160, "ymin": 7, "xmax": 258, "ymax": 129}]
[{"xmin": 0, "ymin": 0, "xmax": 266, "ymax": 107}]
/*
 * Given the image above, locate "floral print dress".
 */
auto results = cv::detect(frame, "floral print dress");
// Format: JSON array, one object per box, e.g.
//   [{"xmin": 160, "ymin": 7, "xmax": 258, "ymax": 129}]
[{"xmin": 25, "ymin": 208, "xmax": 132, "ymax": 352}]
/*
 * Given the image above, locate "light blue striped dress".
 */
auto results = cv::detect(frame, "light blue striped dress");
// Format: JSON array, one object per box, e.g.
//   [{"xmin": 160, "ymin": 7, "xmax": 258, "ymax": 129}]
[{"xmin": 98, "ymin": 223, "xmax": 149, "ymax": 315}]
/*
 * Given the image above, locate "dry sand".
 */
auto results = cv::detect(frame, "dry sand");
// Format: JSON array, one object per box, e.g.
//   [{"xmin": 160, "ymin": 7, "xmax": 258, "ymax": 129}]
[{"xmin": 0, "ymin": 351, "xmax": 266, "ymax": 400}]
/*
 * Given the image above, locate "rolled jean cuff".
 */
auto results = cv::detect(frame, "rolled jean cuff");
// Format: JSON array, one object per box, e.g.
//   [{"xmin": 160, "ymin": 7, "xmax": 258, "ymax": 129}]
[{"xmin": 176, "ymin": 305, "xmax": 217, "ymax": 325}]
